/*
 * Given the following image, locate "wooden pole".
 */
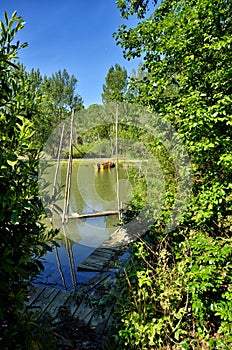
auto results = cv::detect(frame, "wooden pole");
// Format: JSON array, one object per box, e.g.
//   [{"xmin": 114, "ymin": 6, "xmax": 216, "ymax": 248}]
[
  {"xmin": 63, "ymin": 225, "xmax": 77, "ymax": 290},
  {"xmin": 115, "ymin": 103, "xmax": 122, "ymax": 224},
  {"xmin": 51, "ymin": 123, "xmax": 65, "ymax": 224},
  {"xmin": 115, "ymin": 103, "xmax": 119, "ymax": 164},
  {"xmin": 62, "ymin": 109, "xmax": 74, "ymax": 224},
  {"xmin": 55, "ymin": 246, "xmax": 67, "ymax": 290}
]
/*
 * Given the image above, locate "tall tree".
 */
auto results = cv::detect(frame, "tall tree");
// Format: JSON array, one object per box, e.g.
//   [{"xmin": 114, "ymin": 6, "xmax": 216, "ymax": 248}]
[
  {"xmin": 42, "ymin": 69, "xmax": 83, "ymax": 117},
  {"xmin": 102, "ymin": 64, "xmax": 128, "ymax": 103},
  {"xmin": 22, "ymin": 67, "xmax": 84, "ymax": 149},
  {"xmin": 128, "ymin": 61, "xmax": 147, "ymax": 100}
]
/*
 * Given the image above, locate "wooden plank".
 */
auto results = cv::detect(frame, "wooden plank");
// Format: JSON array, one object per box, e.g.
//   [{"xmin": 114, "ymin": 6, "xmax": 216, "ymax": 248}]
[
  {"xmin": 63, "ymin": 293, "xmax": 81, "ymax": 316},
  {"xmin": 25, "ymin": 287, "xmax": 45, "ymax": 307},
  {"xmin": 81, "ymin": 272, "xmax": 111, "ymax": 293},
  {"xmin": 77, "ymin": 244, "xmax": 123, "ymax": 273},
  {"xmin": 90, "ymin": 250, "xmax": 114, "ymax": 258},
  {"xmin": 78, "ymin": 256, "xmax": 105, "ymax": 267},
  {"xmin": 78, "ymin": 264, "xmax": 104, "ymax": 272},
  {"xmin": 25, "ymin": 278, "xmax": 116, "ymax": 338},
  {"xmin": 68, "ymin": 210, "xmax": 119, "ymax": 219},
  {"xmin": 44, "ymin": 289, "xmax": 70, "ymax": 317},
  {"xmin": 29, "ymin": 288, "xmax": 60, "ymax": 313},
  {"xmin": 80, "ymin": 255, "xmax": 107, "ymax": 265},
  {"xmin": 96, "ymin": 247, "xmax": 121, "ymax": 253},
  {"xmin": 78, "ymin": 259, "xmax": 114, "ymax": 271},
  {"xmin": 73, "ymin": 298, "xmax": 93, "ymax": 323},
  {"xmin": 77, "ymin": 245, "xmax": 123, "ymax": 270},
  {"xmin": 90, "ymin": 305, "xmax": 113, "ymax": 331},
  {"xmin": 105, "ymin": 314, "xmax": 113, "ymax": 330}
]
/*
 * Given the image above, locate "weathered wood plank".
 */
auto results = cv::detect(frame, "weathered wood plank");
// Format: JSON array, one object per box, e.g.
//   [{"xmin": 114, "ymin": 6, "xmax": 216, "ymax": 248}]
[
  {"xmin": 82, "ymin": 272, "xmax": 111, "ymax": 293},
  {"xmin": 77, "ymin": 243, "xmax": 124, "ymax": 272},
  {"xmin": 68, "ymin": 210, "xmax": 119, "ymax": 219},
  {"xmin": 90, "ymin": 304, "xmax": 113, "ymax": 333},
  {"xmin": 90, "ymin": 250, "xmax": 114, "ymax": 258},
  {"xmin": 44, "ymin": 289, "xmax": 70, "ymax": 317},
  {"xmin": 73, "ymin": 298, "xmax": 93, "ymax": 323},
  {"xmin": 63, "ymin": 292, "xmax": 81, "ymax": 316},
  {"xmin": 78, "ymin": 264, "xmax": 105, "ymax": 272},
  {"xmin": 25, "ymin": 287, "xmax": 45, "ymax": 308},
  {"xmin": 79, "ymin": 256, "xmax": 106, "ymax": 266},
  {"xmin": 29, "ymin": 288, "xmax": 60, "ymax": 313},
  {"xmin": 96, "ymin": 247, "xmax": 121, "ymax": 253}
]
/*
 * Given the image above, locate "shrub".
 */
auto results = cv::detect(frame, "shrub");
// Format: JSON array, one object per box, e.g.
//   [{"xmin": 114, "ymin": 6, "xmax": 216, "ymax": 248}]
[
  {"xmin": 113, "ymin": 230, "xmax": 232, "ymax": 349},
  {"xmin": 0, "ymin": 11, "xmax": 56, "ymax": 348}
]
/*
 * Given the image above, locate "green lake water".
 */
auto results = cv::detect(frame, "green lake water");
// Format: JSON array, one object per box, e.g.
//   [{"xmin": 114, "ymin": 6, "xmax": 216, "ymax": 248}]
[{"xmin": 35, "ymin": 161, "xmax": 136, "ymax": 290}]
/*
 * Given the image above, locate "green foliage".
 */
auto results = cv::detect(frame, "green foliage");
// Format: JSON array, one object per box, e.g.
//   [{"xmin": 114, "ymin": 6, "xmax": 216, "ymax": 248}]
[
  {"xmin": 7, "ymin": 47, "xmax": 84, "ymax": 153},
  {"xmin": 102, "ymin": 64, "xmax": 128, "ymax": 103},
  {"xmin": 18, "ymin": 66, "xmax": 84, "ymax": 149},
  {"xmin": 112, "ymin": 0, "xmax": 232, "ymax": 348},
  {"xmin": 114, "ymin": 1, "xmax": 232, "ymax": 233},
  {"xmin": 116, "ymin": 0, "xmax": 157, "ymax": 19},
  {"xmin": 0, "ymin": 311, "xmax": 56, "ymax": 350},
  {"xmin": 0, "ymin": 11, "xmax": 56, "ymax": 348},
  {"xmin": 113, "ymin": 232, "xmax": 232, "ymax": 349}
]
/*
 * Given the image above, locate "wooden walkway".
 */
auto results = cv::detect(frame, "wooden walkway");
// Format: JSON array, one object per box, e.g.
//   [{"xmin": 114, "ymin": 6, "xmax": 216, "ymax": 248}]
[
  {"xmin": 25, "ymin": 221, "xmax": 149, "ymax": 344},
  {"xmin": 25, "ymin": 232, "xmax": 127, "ymax": 338},
  {"xmin": 25, "ymin": 271, "xmax": 117, "ymax": 338},
  {"xmin": 76, "ymin": 225, "xmax": 133, "ymax": 272}
]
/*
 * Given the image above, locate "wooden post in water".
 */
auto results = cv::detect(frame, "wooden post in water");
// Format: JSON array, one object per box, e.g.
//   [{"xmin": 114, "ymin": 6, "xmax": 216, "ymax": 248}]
[
  {"xmin": 63, "ymin": 225, "xmax": 77, "ymax": 290},
  {"xmin": 51, "ymin": 123, "xmax": 65, "ymax": 224},
  {"xmin": 62, "ymin": 109, "xmax": 74, "ymax": 224},
  {"xmin": 60, "ymin": 110, "xmax": 77, "ymax": 289},
  {"xmin": 115, "ymin": 103, "xmax": 122, "ymax": 224},
  {"xmin": 55, "ymin": 245, "xmax": 67, "ymax": 290}
]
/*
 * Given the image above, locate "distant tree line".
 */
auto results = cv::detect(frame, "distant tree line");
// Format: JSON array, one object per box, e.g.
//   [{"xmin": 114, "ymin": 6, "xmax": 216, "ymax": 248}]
[{"xmin": 19, "ymin": 66, "xmax": 84, "ymax": 149}]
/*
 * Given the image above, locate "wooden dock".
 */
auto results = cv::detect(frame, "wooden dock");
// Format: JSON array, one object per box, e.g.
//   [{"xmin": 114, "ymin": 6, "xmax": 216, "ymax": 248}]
[
  {"xmin": 74, "ymin": 226, "xmax": 131, "ymax": 272},
  {"xmin": 24, "ymin": 231, "xmax": 127, "ymax": 343},
  {"xmin": 78, "ymin": 246, "xmax": 123, "ymax": 271},
  {"xmin": 25, "ymin": 271, "xmax": 117, "ymax": 344},
  {"xmin": 25, "ymin": 220, "xmax": 149, "ymax": 347}
]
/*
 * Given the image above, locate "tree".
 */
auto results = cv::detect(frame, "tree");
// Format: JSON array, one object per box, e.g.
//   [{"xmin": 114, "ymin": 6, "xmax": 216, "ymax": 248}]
[
  {"xmin": 38, "ymin": 69, "xmax": 84, "ymax": 150},
  {"xmin": 102, "ymin": 64, "xmax": 128, "ymax": 103},
  {"xmin": 0, "ymin": 12, "xmax": 56, "ymax": 348},
  {"xmin": 115, "ymin": 0, "xmax": 232, "ymax": 232},
  {"xmin": 19, "ymin": 66, "xmax": 84, "ymax": 149},
  {"xmin": 128, "ymin": 61, "xmax": 147, "ymax": 101},
  {"xmin": 112, "ymin": 0, "xmax": 232, "ymax": 348},
  {"xmin": 42, "ymin": 69, "xmax": 83, "ymax": 116}
]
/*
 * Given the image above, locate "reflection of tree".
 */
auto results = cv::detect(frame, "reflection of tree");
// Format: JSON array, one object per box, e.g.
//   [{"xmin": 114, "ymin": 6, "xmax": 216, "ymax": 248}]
[
  {"xmin": 104, "ymin": 214, "xmax": 119, "ymax": 228},
  {"xmin": 95, "ymin": 168, "xmax": 117, "ymax": 204},
  {"xmin": 69, "ymin": 163, "xmax": 86, "ymax": 214}
]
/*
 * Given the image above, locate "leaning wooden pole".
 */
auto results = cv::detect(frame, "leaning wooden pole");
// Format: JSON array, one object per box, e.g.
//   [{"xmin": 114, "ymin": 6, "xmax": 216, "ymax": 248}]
[
  {"xmin": 55, "ymin": 246, "xmax": 67, "ymax": 290},
  {"xmin": 62, "ymin": 109, "xmax": 74, "ymax": 224},
  {"xmin": 115, "ymin": 103, "xmax": 122, "ymax": 224},
  {"xmin": 63, "ymin": 225, "xmax": 77, "ymax": 290},
  {"xmin": 50, "ymin": 123, "xmax": 65, "ymax": 224}
]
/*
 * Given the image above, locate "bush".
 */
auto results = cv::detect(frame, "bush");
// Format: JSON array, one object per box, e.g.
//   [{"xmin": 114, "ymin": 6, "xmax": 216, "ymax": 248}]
[
  {"xmin": 113, "ymin": 230, "xmax": 232, "ymax": 349},
  {"xmin": 0, "ymin": 11, "xmax": 56, "ymax": 348}
]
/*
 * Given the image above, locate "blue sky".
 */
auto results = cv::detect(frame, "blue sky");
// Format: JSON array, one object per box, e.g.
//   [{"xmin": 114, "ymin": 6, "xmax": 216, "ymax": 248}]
[{"xmin": 0, "ymin": 0, "xmax": 142, "ymax": 107}]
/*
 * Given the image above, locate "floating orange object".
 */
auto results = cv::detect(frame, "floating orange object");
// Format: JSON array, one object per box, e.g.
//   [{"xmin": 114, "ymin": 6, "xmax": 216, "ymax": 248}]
[{"xmin": 97, "ymin": 161, "xmax": 115, "ymax": 169}]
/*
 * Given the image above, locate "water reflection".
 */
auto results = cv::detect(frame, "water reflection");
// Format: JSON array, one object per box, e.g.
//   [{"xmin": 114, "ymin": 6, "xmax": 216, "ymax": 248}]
[{"xmin": 36, "ymin": 162, "xmax": 135, "ymax": 290}]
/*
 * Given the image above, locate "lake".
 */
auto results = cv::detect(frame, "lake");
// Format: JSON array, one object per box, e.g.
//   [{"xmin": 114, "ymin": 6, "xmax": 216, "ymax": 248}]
[{"xmin": 36, "ymin": 160, "xmax": 137, "ymax": 290}]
